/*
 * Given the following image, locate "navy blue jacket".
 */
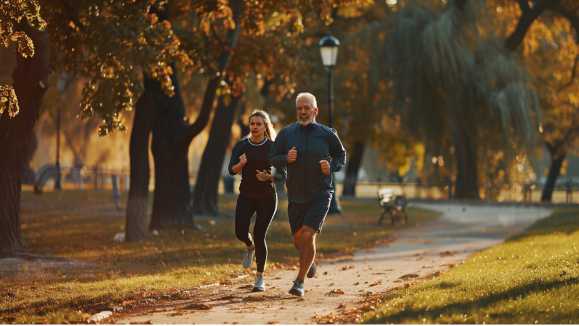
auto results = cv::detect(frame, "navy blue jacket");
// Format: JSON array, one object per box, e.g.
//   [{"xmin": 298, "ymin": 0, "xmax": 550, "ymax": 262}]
[{"xmin": 269, "ymin": 122, "xmax": 346, "ymax": 203}]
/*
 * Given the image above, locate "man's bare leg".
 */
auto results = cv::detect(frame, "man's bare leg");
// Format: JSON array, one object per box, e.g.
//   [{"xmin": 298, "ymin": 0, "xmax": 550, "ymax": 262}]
[{"xmin": 295, "ymin": 226, "xmax": 317, "ymax": 281}]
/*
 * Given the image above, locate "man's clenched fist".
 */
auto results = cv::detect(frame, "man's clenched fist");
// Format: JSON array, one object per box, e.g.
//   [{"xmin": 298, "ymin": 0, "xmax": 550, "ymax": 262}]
[
  {"xmin": 319, "ymin": 160, "xmax": 330, "ymax": 176},
  {"xmin": 287, "ymin": 146, "xmax": 298, "ymax": 163}
]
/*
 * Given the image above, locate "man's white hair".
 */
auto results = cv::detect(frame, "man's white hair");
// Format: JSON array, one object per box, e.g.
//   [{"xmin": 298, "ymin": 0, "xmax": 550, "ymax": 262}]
[{"xmin": 295, "ymin": 92, "xmax": 317, "ymax": 108}]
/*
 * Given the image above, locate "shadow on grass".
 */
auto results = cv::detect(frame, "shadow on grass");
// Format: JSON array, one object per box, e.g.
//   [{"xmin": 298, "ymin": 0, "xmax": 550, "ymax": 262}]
[{"xmin": 370, "ymin": 276, "xmax": 579, "ymax": 323}]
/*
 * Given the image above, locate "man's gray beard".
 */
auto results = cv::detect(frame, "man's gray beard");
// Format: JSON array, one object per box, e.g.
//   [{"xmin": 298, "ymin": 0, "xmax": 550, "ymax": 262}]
[{"xmin": 298, "ymin": 117, "xmax": 313, "ymax": 125}]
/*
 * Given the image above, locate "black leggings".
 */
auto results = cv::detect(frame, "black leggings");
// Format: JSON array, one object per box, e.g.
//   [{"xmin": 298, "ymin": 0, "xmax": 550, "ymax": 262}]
[{"xmin": 235, "ymin": 193, "xmax": 277, "ymax": 273}]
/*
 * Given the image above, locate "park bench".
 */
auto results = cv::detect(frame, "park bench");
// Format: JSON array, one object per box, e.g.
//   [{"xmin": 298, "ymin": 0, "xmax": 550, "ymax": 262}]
[{"xmin": 377, "ymin": 188, "xmax": 408, "ymax": 225}]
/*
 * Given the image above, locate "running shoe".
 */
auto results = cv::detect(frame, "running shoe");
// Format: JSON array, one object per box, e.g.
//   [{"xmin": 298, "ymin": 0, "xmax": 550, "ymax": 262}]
[
  {"xmin": 288, "ymin": 279, "xmax": 304, "ymax": 297},
  {"xmin": 252, "ymin": 274, "xmax": 265, "ymax": 292}
]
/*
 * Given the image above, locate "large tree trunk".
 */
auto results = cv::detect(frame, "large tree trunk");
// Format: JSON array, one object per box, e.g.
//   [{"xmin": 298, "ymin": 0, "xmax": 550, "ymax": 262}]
[
  {"xmin": 192, "ymin": 95, "xmax": 242, "ymax": 216},
  {"xmin": 125, "ymin": 78, "xmax": 157, "ymax": 241},
  {"xmin": 146, "ymin": 0, "xmax": 243, "ymax": 228},
  {"xmin": 452, "ymin": 124, "xmax": 480, "ymax": 199},
  {"xmin": 342, "ymin": 141, "xmax": 365, "ymax": 197},
  {"xmin": 541, "ymin": 148, "xmax": 566, "ymax": 203},
  {"xmin": 149, "ymin": 71, "xmax": 192, "ymax": 229},
  {"xmin": 0, "ymin": 29, "xmax": 49, "ymax": 256}
]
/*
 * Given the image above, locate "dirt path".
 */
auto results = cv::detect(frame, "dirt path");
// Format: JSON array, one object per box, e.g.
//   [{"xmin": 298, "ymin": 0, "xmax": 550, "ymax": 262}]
[{"xmin": 114, "ymin": 203, "xmax": 551, "ymax": 324}]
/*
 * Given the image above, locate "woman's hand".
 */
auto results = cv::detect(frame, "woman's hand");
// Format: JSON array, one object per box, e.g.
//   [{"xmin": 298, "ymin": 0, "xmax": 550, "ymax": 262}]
[
  {"xmin": 231, "ymin": 153, "xmax": 247, "ymax": 174},
  {"xmin": 239, "ymin": 153, "xmax": 248, "ymax": 166},
  {"xmin": 255, "ymin": 169, "xmax": 273, "ymax": 182}
]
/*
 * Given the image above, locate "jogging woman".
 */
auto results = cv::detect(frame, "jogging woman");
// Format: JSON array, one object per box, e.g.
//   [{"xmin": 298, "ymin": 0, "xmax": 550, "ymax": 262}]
[{"xmin": 228, "ymin": 110, "xmax": 278, "ymax": 292}]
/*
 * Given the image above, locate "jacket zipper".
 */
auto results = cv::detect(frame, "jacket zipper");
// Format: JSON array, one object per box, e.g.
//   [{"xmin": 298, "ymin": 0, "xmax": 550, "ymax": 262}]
[{"xmin": 303, "ymin": 127, "xmax": 309, "ymax": 198}]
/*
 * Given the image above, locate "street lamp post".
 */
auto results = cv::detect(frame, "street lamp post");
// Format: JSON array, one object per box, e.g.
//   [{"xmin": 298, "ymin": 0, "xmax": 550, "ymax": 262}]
[
  {"xmin": 55, "ymin": 77, "xmax": 66, "ymax": 191},
  {"xmin": 319, "ymin": 34, "xmax": 341, "ymax": 214},
  {"xmin": 55, "ymin": 104, "xmax": 62, "ymax": 190}
]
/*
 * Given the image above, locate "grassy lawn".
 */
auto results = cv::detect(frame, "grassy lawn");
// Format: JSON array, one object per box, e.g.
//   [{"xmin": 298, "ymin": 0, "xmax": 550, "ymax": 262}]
[
  {"xmin": 1, "ymin": 190, "xmax": 437, "ymax": 323},
  {"xmin": 363, "ymin": 207, "xmax": 579, "ymax": 324}
]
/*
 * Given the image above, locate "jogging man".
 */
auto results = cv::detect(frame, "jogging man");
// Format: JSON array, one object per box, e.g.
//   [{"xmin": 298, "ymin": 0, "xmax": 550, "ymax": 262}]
[{"xmin": 269, "ymin": 92, "xmax": 347, "ymax": 296}]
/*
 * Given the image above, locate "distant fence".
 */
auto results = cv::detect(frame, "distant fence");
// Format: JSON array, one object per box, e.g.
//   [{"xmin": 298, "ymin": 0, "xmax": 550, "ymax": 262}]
[
  {"xmin": 30, "ymin": 164, "xmax": 130, "ymax": 193},
  {"xmin": 25, "ymin": 166, "xmax": 577, "ymax": 205}
]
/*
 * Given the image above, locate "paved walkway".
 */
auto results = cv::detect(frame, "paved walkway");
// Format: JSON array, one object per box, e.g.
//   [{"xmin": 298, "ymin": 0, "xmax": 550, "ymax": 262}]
[{"xmin": 115, "ymin": 203, "xmax": 551, "ymax": 324}]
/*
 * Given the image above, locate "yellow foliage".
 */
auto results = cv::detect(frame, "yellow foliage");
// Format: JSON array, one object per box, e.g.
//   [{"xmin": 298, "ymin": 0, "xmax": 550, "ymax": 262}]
[{"xmin": 0, "ymin": 84, "xmax": 19, "ymax": 118}]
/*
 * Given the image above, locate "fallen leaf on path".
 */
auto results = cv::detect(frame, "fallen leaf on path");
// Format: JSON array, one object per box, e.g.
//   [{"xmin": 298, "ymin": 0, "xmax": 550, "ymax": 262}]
[
  {"xmin": 340, "ymin": 265, "xmax": 354, "ymax": 271},
  {"xmin": 267, "ymin": 321, "xmax": 279, "ymax": 324},
  {"xmin": 238, "ymin": 285, "xmax": 253, "ymax": 290},
  {"xmin": 369, "ymin": 280, "xmax": 382, "ymax": 287},
  {"xmin": 183, "ymin": 303, "xmax": 212, "ymax": 310},
  {"xmin": 353, "ymin": 282, "xmax": 360, "ymax": 286},
  {"xmin": 323, "ymin": 271, "xmax": 328, "ymax": 275},
  {"xmin": 337, "ymin": 303, "xmax": 346, "ymax": 309},
  {"xmin": 326, "ymin": 289, "xmax": 345, "ymax": 296},
  {"xmin": 440, "ymin": 251, "xmax": 455, "ymax": 257}
]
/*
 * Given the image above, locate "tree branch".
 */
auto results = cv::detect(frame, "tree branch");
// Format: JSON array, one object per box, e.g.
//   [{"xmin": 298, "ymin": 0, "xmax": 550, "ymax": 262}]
[
  {"xmin": 505, "ymin": 0, "xmax": 556, "ymax": 51},
  {"xmin": 518, "ymin": 0, "xmax": 530, "ymax": 14},
  {"xmin": 186, "ymin": 0, "xmax": 243, "ymax": 142}
]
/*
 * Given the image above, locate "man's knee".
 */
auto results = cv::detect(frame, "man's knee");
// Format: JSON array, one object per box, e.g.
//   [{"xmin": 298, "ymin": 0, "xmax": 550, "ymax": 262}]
[
  {"xmin": 293, "ymin": 229, "xmax": 303, "ymax": 249},
  {"xmin": 298, "ymin": 226, "xmax": 316, "ymax": 244}
]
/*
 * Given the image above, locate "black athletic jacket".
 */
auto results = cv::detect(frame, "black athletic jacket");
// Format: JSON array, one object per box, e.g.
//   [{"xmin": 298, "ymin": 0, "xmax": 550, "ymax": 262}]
[
  {"xmin": 269, "ymin": 122, "xmax": 346, "ymax": 203},
  {"xmin": 228, "ymin": 137, "xmax": 275, "ymax": 198}
]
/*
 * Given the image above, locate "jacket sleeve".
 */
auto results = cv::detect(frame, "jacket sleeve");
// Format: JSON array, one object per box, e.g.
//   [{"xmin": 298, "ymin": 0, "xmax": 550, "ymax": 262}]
[
  {"xmin": 328, "ymin": 129, "xmax": 346, "ymax": 172},
  {"xmin": 269, "ymin": 129, "xmax": 288, "ymax": 169},
  {"xmin": 228, "ymin": 141, "xmax": 243, "ymax": 175}
]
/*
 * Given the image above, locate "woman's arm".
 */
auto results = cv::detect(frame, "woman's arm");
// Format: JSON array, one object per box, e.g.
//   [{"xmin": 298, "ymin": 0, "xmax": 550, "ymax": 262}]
[
  {"xmin": 231, "ymin": 156, "xmax": 246, "ymax": 174},
  {"xmin": 228, "ymin": 141, "xmax": 245, "ymax": 175}
]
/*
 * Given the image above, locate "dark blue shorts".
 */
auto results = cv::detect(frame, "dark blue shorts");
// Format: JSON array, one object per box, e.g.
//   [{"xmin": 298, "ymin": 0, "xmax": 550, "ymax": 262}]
[{"xmin": 288, "ymin": 192, "xmax": 332, "ymax": 234}]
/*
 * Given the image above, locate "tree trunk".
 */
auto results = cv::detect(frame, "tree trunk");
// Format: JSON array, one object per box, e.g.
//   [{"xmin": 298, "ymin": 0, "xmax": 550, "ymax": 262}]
[
  {"xmin": 452, "ymin": 124, "xmax": 480, "ymax": 199},
  {"xmin": 192, "ymin": 95, "xmax": 242, "ymax": 216},
  {"xmin": 0, "ymin": 29, "xmax": 49, "ymax": 256},
  {"xmin": 149, "ymin": 71, "xmax": 192, "ymax": 229},
  {"xmin": 342, "ymin": 141, "xmax": 365, "ymax": 197},
  {"xmin": 125, "ymin": 78, "xmax": 157, "ymax": 241},
  {"xmin": 541, "ymin": 149, "xmax": 566, "ymax": 203},
  {"xmin": 147, "ymin": 0, "xmax": 243, "ymax": 228}
]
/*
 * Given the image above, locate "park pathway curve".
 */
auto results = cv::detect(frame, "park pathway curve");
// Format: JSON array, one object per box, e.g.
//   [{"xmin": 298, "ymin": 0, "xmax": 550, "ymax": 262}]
[{"xmin": 114, "ymin": 203, "xmax": 551, "ymax": 324}]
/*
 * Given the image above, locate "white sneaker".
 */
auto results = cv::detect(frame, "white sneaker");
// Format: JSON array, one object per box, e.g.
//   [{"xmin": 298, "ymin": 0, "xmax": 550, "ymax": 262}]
[
  {"xmin": 252, "ymin": 274, "xmax": 265, "ymax": 292},
  {"xmin": 242, "ymin": 246, "xmax": 255, "ymax": 268}
]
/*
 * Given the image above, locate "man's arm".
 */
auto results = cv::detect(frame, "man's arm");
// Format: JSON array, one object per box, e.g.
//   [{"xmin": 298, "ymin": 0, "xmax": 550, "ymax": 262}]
[
  {"xmin": 328, "ymin": 129, "xmax": 346, "ymax": 172},
  {"xmin": 269, "ymin": 129, "xmax": 288, "ymax": 169}
]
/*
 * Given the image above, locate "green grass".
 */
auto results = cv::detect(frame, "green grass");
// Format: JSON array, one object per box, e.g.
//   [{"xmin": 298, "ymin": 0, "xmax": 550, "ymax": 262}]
[
  {"xmin": 363, "ymin": 207, "xmax": 579, "ymax": 324},
  {"xmin": 1, "ymin": 190, "xmax": 437, "ymax": 323}
]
